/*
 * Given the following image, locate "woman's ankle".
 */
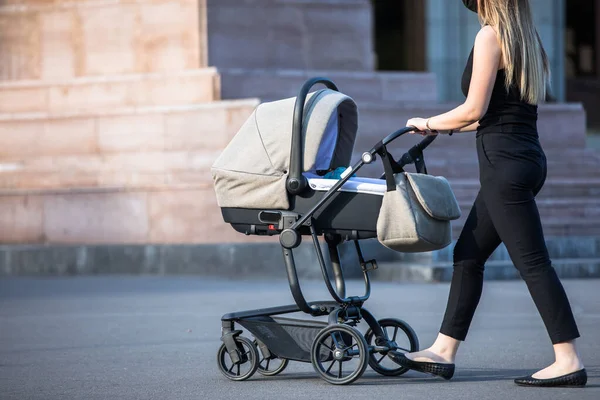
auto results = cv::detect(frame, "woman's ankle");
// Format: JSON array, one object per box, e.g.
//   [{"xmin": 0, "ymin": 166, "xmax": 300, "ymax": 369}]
[
  {"xmin": 553, "ymin": 340, "xmax": 584, "ymax": 369},
  {"xmin": 428, "ymin": 347, "xmax": 455, "ymax": 363},
  {"xmin": 555, "ymin": 354, "xmax": 584, "ymax": 370},
  {"xmin": 429, "ymin": 333, "xmax": 460, "ymax": 363},
  {"xmin": 405, "ymin": 348, "xmax": 453, "ymax": 364}
]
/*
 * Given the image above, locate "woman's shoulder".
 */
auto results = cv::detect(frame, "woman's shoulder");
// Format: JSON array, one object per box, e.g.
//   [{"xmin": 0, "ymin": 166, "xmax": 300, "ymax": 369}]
[
  {"xmin": 469, "ymin": 25, "xmax": 503, "ymax": 71},
  {"xmin": 475, "ymin": 25, "xmax": 500, "ymax": 48},
  {"xmin": 473, "ymin": 25, "xmax": 502, "ymax": 61}
]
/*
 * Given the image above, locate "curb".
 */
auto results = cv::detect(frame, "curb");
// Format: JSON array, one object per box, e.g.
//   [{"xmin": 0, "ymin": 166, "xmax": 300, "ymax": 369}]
[
  {"xmin": 374, "ymin": 258, "xmax": 600, "ymax": 282},
  {"xmin": 1, "ymin": 236, "xmax": 599, "ymax": 281}
]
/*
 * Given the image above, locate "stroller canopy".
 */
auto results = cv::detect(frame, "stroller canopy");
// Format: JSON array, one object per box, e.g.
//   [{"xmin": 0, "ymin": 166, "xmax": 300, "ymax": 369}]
[{"xmin": 212, "ymin": 89, "xmax": 358, "ymax": 210}]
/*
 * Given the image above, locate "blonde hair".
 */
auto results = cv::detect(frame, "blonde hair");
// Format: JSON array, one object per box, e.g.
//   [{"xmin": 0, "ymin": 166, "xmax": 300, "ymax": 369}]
[{"xmin": 478, "ymin": 0, "xmax": 550, "ymax": 104}]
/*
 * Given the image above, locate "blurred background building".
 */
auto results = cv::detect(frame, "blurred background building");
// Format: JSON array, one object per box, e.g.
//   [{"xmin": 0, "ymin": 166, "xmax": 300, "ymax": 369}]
[{"xmin": 0, "ymin": 0, "xmax": 599, "ymax": 274}]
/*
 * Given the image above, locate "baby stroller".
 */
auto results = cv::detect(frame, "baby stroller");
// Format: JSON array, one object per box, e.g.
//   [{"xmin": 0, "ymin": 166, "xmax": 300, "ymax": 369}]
[{"xmin": 212, "ymin": 78, "xmax": 457, "ymax": 385}]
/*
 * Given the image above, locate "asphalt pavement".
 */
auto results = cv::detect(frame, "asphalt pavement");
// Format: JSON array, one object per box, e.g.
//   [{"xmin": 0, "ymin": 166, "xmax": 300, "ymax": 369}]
[{"xmin": 1, "ymin": 276, "xmax": 599, "ymax": 400}]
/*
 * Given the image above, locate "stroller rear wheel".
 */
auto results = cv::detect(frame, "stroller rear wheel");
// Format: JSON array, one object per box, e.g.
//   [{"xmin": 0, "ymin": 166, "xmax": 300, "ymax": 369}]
[
  {"xmin": 311, "ymin": 324, "xmax": 369, "ymax": 385},
  {"xmin": 364, "ymin": 318, "xmax": 419, "ymax": 376},
  {"xmin": 253, "ymin": 339, "xmax": 289, "ymax": 376},
  {"xmin": 217, "ymin": 335, "xmax": 259, "ymax": 381}
]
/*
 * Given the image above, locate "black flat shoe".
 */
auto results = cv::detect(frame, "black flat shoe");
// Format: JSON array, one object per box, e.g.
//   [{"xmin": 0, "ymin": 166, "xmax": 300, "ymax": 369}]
[
  {"xmin": 514, "ymin": 369, "xmax": 587, "ymax": 387},
  {"xmin": 388, "ymin": 352, "xmax": 455, "ymax": 380}
]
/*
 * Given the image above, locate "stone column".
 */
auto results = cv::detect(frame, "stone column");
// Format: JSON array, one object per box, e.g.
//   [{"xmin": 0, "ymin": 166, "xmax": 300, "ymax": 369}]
[
  {"xmin": 597, "ymin": 0, "xmax": 600, "ymax": 78},
  {"xmin": 0, "ymin": 0, "xmax": 208, "ymax": 81},
  {"xmin": 425, "ymin": 0, "xmax": 480, "ymax": 102},
  {"xmin": 426, "ymin": 0, "xmax": 566, "ymax": 102},
  {"xmin": 530, "ymin": 0, "xmax": 566, "ymax": 101}
]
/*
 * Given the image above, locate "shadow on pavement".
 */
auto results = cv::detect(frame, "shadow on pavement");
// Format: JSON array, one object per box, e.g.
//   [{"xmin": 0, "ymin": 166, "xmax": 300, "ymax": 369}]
[{"xmin": 250, "ymin": 366, "xmax": 600, "ymax": 387}]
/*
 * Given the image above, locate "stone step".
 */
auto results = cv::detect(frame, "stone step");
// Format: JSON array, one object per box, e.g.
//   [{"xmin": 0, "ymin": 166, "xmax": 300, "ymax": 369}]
[
  {"xmin": 1, "ymin": 177, "xmax": 597, "ymax": 239},
  {"xmin": 0, "ymin": 69, "xmax": 221, "ymax": 114},
  {"xmin": 447, "ymin": 183, "xmax": 600, "ymax": 236},
  {"xmin": 353, "ymin": 148, "xmax": 600, "ymax": 168},
  {"xmin": 453, "ymin": 189, "xmax": 600, "ymax": 236},
  {"xmin": 0, "ymin": 145, "xmax": 237, "ymax": 190},
  {"xmin": 0, "ymin": 99, "xmax": 259, "ymax": 158},
  {"xmin": 450, "ymin": 178, "xmax": 600, "ymax": 200},
  {"xmin": 353, "ymin": 152, "xmax": 600, "ymax": 179},
  {"xmin": 0, "ymin": 156, "xmax": 217, "ymax": 191},
  {"xmin": 352, "ymin": 144, "xmax": 600, "ymax": 178},
  {"xmin": 218, "ymin": 68, "xmax": 438, "ymax": 104},
  {"xmin": 0, "ymin": 0, "xmax": 207, "ymax": 81},
  {"xmin": 375, "ymin": 258, "xmax": 600, "ymax": 282},
  {"xmin": 425, "ymin": 159, "xmax": 600, "ymax": 179},
  {"xmin": 422, "ymin": 147, "xmax": 600, "ymax": 164},
  {"xmin": 0, "ymin": 184, "xmax": 260, "ymax": 245},
  {"xmin": 451, "ymin": 197, "xmax": 600, "ymax": 235},
  {"xmin": 354, "ymin": 102, "xmax": 587, "ymax": 150},
  {"xmin": 451, "ymin": 217, "xmax": 600, "ymax": 237},
  {"xmin": 456, "ymin": 197, "xmax": 600, "ymax": 218},
  {"xmin": 0, "ymin": 168, "xmax": 213, "ymax": 192},
  {"xmin": 2, "ymin": 155, "xmax": 600, "ymax": 211},
  {"xmin": 430, "ymin": 236, "xmax": 600, "ymax": 262},
  {"xmin": 0, "ymin": 186, "xmax": 597, "ymax": 244},
  {"xmin": 428, "ymin": 165, "xmax": 600, "ymax": 179}
]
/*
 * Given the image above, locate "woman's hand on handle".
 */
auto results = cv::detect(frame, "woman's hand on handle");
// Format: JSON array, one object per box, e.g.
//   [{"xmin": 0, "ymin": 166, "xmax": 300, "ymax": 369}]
[{"xmin": 406, "ymin": 118, "xmax": 451, "ymax": 136}]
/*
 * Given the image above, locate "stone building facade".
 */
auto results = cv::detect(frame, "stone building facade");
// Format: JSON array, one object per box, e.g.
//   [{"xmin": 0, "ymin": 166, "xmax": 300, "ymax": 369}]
[
  {"xmin": 0, "ymin": 0, "xmax": 259, "ymax": 244},
  {"xmin": 0, "ymin": 0, "xmax": 599, "ymax": 248}
]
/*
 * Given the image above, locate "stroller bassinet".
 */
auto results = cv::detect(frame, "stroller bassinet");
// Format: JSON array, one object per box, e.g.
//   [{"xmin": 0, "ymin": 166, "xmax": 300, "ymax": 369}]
[
  {"xmin": 212, "ymin": 78, "xmax": 444, "ymax": 385},
  {"xmin": 212, "ymin": 84, "xmax": 383, "ymax": 239}
]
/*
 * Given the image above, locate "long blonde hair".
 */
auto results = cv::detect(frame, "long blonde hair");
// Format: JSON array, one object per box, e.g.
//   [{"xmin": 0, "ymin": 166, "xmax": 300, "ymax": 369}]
[{"xmin": 478, "ymin": 0, "xmax": 550, "ymax": 104}]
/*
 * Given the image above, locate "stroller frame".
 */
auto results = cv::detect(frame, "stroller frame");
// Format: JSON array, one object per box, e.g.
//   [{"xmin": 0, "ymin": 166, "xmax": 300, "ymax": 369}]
[{"xmin": 218, "ymin": 78, "xmax": 436, "ymax": 385}]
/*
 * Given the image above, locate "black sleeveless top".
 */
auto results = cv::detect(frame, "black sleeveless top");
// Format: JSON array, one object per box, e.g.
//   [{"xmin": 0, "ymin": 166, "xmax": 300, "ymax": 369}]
[{"xmin": 462, "ymin": 48, "xmax": 538, "ymax": 136}]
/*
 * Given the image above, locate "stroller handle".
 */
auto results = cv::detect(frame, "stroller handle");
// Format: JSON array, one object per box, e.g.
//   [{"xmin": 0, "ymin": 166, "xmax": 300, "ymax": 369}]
[
  {"xmin": 370, "ymin": 126, "xmax": 437, "ymax": 158},
  {"xmin": 381, "ymin": 126, "xmax": 417, "ymax": 146}
]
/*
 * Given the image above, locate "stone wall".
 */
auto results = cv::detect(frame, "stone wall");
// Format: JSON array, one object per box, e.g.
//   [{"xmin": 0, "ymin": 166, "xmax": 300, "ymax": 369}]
[
  {"xmin": 0, "ymin": 0, "xmax": 261, "ymax": 245},
  {"xmin": 207, "ymin": 0, "xmax": 375, "ymax": 71},
  {"xmin": 0, "ymin": 0, "xmax": 207, "ymax": 81}
]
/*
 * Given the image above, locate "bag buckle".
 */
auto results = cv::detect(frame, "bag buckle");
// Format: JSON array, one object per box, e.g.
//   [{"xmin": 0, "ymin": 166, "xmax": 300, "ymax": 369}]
[{"xmin": 361, "ymin": 259, "xmax": 378, "ymax": 272}]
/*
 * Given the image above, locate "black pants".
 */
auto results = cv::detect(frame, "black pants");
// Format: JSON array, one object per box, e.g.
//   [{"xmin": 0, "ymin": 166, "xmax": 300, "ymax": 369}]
[{"xmin": 439, "ymin": 133, "xmax": 580, "ymax": 344}]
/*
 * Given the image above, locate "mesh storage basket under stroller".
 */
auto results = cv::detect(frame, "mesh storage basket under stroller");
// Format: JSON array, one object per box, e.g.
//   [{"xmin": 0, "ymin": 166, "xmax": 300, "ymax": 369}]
[{"xmin": 238, "ymin": 317, "xmax": 330, "ymax": 362}]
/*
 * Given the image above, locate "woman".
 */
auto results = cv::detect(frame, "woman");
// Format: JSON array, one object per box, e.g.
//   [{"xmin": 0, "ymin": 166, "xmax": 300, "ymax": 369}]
[{"xmin": 389, "ymin": 0, "xmax": 587, "ymax": 387}]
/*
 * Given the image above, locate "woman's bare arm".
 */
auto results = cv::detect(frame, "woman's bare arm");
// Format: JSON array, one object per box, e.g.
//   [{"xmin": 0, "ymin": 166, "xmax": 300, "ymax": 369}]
[
  {"xmin": 406, "ymin": 26, "xmax": 501, "ymax": 134},
  {"xmin": 457, "ymin": 122, "xmax": 480, "ymax": 132}
]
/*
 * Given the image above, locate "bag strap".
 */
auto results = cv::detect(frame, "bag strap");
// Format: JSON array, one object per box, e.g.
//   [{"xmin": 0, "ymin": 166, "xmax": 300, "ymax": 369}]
[{"xmin": 378, "ymin": 148, "xmax": 400, "ymax": 192}]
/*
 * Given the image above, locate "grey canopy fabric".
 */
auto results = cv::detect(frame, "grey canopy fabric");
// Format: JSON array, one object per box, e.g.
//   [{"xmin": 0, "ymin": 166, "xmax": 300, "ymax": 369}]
[{"xmin": 212, "ymin": 89, "xmax": 358, "ymax": 210}]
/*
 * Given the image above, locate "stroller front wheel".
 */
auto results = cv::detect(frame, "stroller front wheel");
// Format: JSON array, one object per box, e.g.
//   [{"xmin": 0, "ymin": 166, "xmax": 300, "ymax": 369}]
[
  {"xmin": 311, "ymin": 324, "xmax": 369, "ymax": 385},
  {"xmin": 217, "ymin": 335, "xmax": 259, "ymax": 381},
  {"xmin": 364, "ymin": 318, "xmax": 419, "ymax": 376}
]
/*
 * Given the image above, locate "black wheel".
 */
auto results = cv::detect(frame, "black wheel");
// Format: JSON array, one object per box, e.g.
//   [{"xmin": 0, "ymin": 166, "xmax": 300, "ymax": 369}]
[
  {"xmin": 364, "ymin": 318, "xmax": 419, "ymax": 376},
  {"xmin": 217, "ymin": 336, "xmax": 259, "ymax": 381},
  {"xmin": 253, "ymin": 339, "xmax": 289, "ymax": 376},
  {"xmin": 311, "ymin": 324, "xmax": 369, "ymax": 385}
]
